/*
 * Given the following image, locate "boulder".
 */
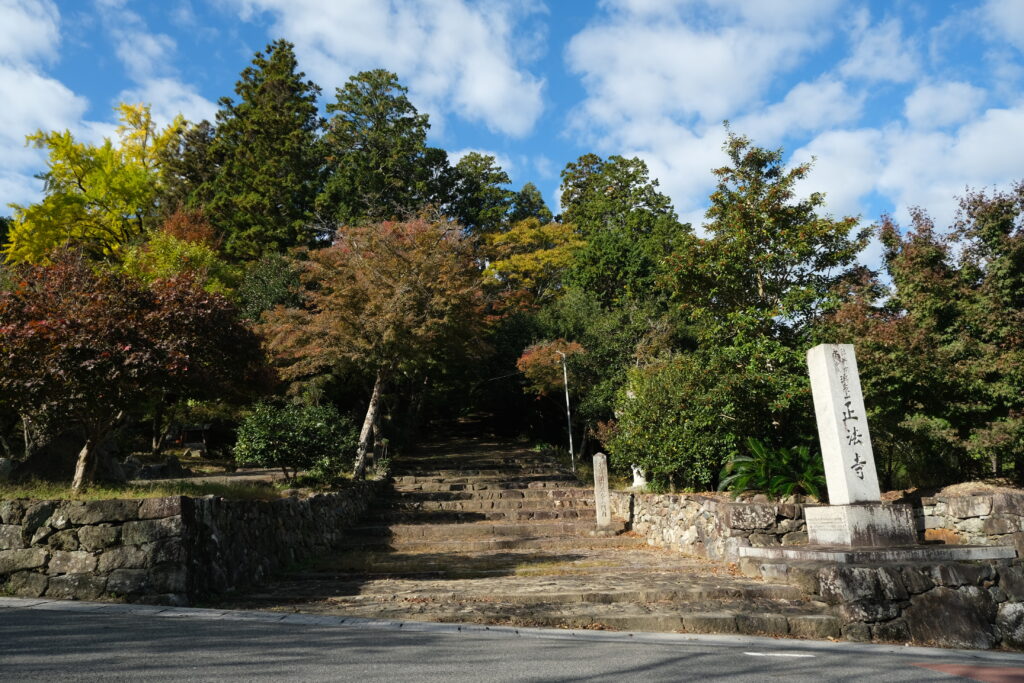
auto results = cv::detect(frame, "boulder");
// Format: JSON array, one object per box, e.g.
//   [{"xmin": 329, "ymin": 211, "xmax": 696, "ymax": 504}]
[{"xmin": 904, "ymin": 586, "xmax": 997, "ymax": 649}]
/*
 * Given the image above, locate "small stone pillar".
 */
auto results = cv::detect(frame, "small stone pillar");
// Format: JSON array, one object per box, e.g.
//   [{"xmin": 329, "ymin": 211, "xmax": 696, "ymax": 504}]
[{"xmin": 591, "ymin": 452, "xmax": 616, "ymax": 536}]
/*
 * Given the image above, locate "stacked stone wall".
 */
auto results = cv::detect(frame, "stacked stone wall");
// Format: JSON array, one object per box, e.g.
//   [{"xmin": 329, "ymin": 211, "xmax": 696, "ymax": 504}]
[
  {"xmin": 918, "ymin": 492, "xmax": 1024, "ymax": 554},
  {"xmin": 609, "ymin": 491, "xmax": 806, "ymax": 560},
  {"xmin": 0, "ymin": 482, "xmax": 381, "ymax": 605}
]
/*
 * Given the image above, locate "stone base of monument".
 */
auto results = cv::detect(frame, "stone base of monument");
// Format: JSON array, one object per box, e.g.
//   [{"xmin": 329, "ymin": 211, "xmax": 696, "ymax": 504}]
[
  {"xmin": 588, "ymin": 525, "xmax": 619, "ymax": 538},
  {"xmin": 738, "ymin": 543, "xmax": 1016, "ymax": 564},
  {"xmin": 739, "ymin": 501, "xmax": 1017, "ymax": 564},
  {"xmin": 805, "ymin": 503, "xmax": 917, "ymax": 546}
]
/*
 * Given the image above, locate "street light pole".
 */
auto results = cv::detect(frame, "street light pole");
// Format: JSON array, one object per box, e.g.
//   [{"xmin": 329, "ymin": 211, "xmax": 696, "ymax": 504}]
[{"xmin": 557, "ymin": 350, "xmax": 575, "ymax": 472}]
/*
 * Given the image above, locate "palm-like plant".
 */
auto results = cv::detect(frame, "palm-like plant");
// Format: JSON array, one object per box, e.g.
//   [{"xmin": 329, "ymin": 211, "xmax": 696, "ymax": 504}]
[{"xmin": 718, "ymin": 437, "xmax": 826, "ymax": 501}]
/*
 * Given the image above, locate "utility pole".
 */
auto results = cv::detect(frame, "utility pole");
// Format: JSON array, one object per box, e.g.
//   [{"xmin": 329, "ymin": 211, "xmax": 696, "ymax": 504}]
[{"xmin": 557, "ymin": 350, "xmax": 575, "ymax": 472}]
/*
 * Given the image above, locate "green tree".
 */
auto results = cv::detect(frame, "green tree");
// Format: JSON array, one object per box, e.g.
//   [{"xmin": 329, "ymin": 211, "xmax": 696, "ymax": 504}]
[
  {"xmin": 203, "ymin": 39, "xmax": 323, "ymax": 260},
  {"xmin": 319, "ymin": 70, "xmax": 437, "ymax": 225},
  {"xmin": 158, "ymin": 120, "xmax": 219, "ymax": 212},
  {"xmin": 5, "ymin": 104, "xmax": 182, "ymax": 263},
  {"xmin": 260, "ymin": 218, "xmax": 485, "ymax": 479},
  {"xmin": 484, "ymin": 217, "xmax": 583, "ymax": 309},
  {"xmin": 234, "ymin": 403, "xmax": 358, "ymax": 479},
  {"xmin": 447, "ymin": 152, "xmax": 513, "ymax": 234},
  {"xmin": 508, "ymin": 182, "xmax": 552, "ymax": 224},
  {"xmin": 559, "ymin": 154, "xmax": 687, "ymax": 303}
]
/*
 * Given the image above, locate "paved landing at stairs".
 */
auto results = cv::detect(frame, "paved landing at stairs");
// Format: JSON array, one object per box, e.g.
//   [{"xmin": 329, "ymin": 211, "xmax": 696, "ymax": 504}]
[{"xmin": 217, "ymin": 436, "xmax": 840, "ymax": 638}]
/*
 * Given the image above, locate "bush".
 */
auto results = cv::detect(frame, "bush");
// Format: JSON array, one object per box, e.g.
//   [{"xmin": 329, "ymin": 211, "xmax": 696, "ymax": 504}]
[
  {"xmin": 718, "ymin": 437, "xmax": 825, "ymax": 500},
  {"xmin": 233, "ymin": 403, "xmax": 358, "ymax": 479}
]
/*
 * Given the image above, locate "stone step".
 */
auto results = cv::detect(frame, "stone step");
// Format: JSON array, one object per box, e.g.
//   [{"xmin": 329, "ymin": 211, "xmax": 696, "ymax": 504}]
[
  {"xmin": 392, "ymin": 473, "xmax": 577, "ymax": 486},
  {"xmin": 389, "ymin": 487, "xmax": 594, "ymax": 502},
  {"xmin": 392, "ymin": 467, "xmax": 565, "ymax": 479},
  {"xmin": 398, "ymin": 480, "xmax": 579, "ymax": 492},
  {"xmin": 510, "ymin": 610, "xmax": 840, "ymax": 639},
  {"xmin": 382, "ymin": 498, "xmax": 594, "ymax": 512},
  {"xmin": 372, "ymin": 508, "xmax": 595, "ymax": 524},
  {"xmin": 336, "ymin": 534, "xmax": 645, "ymax": 552},
  {"xmin": 350, "ymin": 520, "xmax": 621, "ymax": 540}
]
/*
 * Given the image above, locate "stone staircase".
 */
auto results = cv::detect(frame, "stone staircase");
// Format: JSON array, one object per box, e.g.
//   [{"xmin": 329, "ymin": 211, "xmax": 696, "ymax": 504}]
[{"xmin": 223, "ymin": 435, "xmax": 840, "ymax": 638}]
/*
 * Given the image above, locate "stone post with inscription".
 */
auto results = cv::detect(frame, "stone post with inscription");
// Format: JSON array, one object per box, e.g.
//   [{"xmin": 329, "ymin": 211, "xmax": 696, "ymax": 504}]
[
  {"xmin": 804, "ymin": 344, "xmax": 916, "ymax": 547},
  {"xmin": 591, "ymin": 452, "xmax": 616, "ymax": 536}
]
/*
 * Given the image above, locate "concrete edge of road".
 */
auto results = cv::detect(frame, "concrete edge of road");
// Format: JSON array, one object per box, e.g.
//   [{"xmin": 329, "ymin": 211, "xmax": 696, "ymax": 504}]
[{"xmin": 3, "ymin": 596, "xmax": 1023, "ymax": 663}]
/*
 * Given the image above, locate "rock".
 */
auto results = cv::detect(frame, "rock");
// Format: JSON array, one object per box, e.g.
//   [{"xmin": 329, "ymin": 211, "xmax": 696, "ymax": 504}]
[
  {"xmin": 0, "ymin": 524, "xmax": 26, "ymax": 550},
  {"xmin": 138, "ymin": 497, "xmax": 187, "ymax": 520},
  {"xmin": 900, "ymin": 566, "xmax": 935, "ymax": 595},
  {"xmin": 0, "ymin": 457, "xmax": 14, "ymax": 482},
  {"xmin": 121, "ymin": 517, "xmax": 184, "ymax": 545},
  {"xmin": 5, "ymin": 570, "xmax": 48, "ymax": 597},
  {"xmin": 150, "ymin": 565, "xmax": 188, "ymax": 593},
  {"xmin": 982, "ymin": 516, "xmax": 1018, "ymax": 535},
  {"xmin": 736, "ymin": 613, "xmax": 789, "ymax": 636},
  {"xmin": 46, "ymin": 573, "xmax": 106, "ymax": 601},
  {"xmin": 930, "ymin": 563, "xmax": 995, "ymax": 588},
  {"xmin": 20, "ymin": 502, "xmax": 56, "ymax": 544},
  {"xmin": 29, "ymin": 525, "xmax": 54, "ymax": 546},
  {"xmin": 991, "ymin": 492, "xmax": 1024, "ymax": 515},
  {"xmin": 121, "ymin": 455, "xmax": 143, "ymax": 480},
  {"xmin": 999, "ymin": 565, "xmax": 1024, "ymax": 601},
  {"xmin": 737, "ymin": 556, "xmax": 761, "ymax": 578},
  {"xmin": 0, "ymin": 500, "xmax": 24, "ymax": 525},
  {"xmin": 47, "ymin": 529, "xmax": 79, "ymax": 551},
  {"xmin": 904, "ymin": 586, "xmax": 997, "ymax": 649},
  {"xmin": 47, "ymin": 550, "xmax": 97, "ymax": 575},
  {"xmin": 0, "ymin": 548, "xmax": 48, "ymax": 574},
  {"xmin": 107, "ymin": 568, "xmax": 151, "ymax": 595},
  {"xmin": 924, "ymin": 528, "xmax": 964, "ymax": 545},
  {"xmin": 96, "ymin": 545, "xmax": 151, "ymax": 572},
  {"xmin": 726, "ymin": 503, "xmax": 775, "ymax": 530},
  {"xmin": 788, "ymin": 614, "xmax": 841, "ymax": 639},
  {"xmin": 872, "ymin": 618, "xmax": 910, "ymax": 643},
  {"xmin": 945, "ymin": 495, "xmax": 993, "ymax": 519},
  {"xmin": 841, "ymin": 622, "xmax": 871, "ymax": 642},
  {"xmin": 990, "ymin": 586, "xmax": 1008, "ymax": 603},
  {"xmin": 839, "ymin": 600, "xmax": 901, "ymax": 623},
  {"xmin": 818, "ymin": 566, "xmax": 883, "ymax": 604},
  {"xmin": 782, "ymin": 530, "xmax": 808, "ymax": 546},
  {"xmin": 997, "ymin": 602, "xmax": 1024, "ymax": 649},
  {"xmin": 748, "ymin": 533, "xmax": 777, "ymax": 547},
  {"xmin": 77, "ymin": 525, "xmax": 120, "ymax": 552},
  {"xmin": 65, "ymin": 500, "xmax": 140, "ymax": 525}
]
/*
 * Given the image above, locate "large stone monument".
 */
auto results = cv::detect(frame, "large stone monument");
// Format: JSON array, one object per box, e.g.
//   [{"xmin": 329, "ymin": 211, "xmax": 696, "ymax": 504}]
[
  {"xmin": 590, "ymin": 452, "xmax": 617, "ymax": 536},
  {"xmin": 739, "ymin": 343, "xmax": 1015, "ymax": 563},
  {"xmin": 803, "ymin": 344, "xmax": 916, "ymax": 547}
]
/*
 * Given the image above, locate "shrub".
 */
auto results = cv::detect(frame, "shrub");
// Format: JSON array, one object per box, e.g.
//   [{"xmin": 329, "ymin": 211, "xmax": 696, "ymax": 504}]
[
  {"xmin": 718, "ymin": 437, "xmax": 826, "ymax": 500},
  {"xmin": 234, "ymin": 403, "xmax": 358, "ymax": 479}
]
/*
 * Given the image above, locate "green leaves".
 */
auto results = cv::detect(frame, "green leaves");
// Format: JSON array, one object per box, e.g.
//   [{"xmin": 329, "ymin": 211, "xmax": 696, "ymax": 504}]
[
  {"xmin": 718, "ymin": 438, "xmax": 825, "ymax": 501},
  {"xmin": 234, "ymin": 402, "xmax": 358, "ymax": 478}
]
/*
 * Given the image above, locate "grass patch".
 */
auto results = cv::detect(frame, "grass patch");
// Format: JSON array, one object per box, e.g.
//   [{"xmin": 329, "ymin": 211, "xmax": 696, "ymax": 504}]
[{"xmin": 0, "ymin": 479, "xmax": 284, "ymax": 501}]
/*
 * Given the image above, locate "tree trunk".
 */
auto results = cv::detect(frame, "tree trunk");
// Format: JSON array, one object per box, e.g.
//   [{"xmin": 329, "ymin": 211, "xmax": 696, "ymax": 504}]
[
  {"xmin": 151, "ymin": 398, "xmax": 166, "ymax": 457},
  {"xmin": 72, "ymin": 437, "xmax": 98, "ymax": 492},
  {"xmin": 352, "ymin": 371, "xmax": 384, "ymax": 480}
]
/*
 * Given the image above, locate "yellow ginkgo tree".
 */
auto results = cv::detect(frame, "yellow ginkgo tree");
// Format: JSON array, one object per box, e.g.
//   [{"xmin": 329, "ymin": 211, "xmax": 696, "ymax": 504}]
[{"xmin": 4, "ymin": 103, "xmax": 183, "ymax": 263}]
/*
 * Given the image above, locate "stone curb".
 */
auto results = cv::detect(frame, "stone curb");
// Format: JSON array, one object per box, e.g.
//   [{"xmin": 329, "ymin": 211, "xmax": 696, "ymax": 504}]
[{"xmin": 4, "ymin": 597, "xmax": 1024, "ymax": 663}]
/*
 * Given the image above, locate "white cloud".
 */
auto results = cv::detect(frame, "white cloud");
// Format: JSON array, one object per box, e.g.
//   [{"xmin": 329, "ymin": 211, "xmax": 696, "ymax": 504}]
[
  {"xmin": 228, "ymin": 0, "xmax": 546, "ymax": 137},
  {"xmin": 791, "ymin": 128, "xmax": 885, "ymax": 219},
  {"xmin": 95, "ymin": 0, "xmax": 216, "ymax": 126},
  {"xmin": 983, "ymin": 0, "xmax": 1024, "ymax": 52},
  {"xmin": 0, "ymin": 1, "xmax": 94, "ymax": 207},
  {"xmin": 739, "ymin": 77, "xmax": 865, "ymax": 144},
  {"xmin": 904, "ymin": 81, "xmax": 986, "ymax": 129},
  {"xmin": 0, "ymin": 0, "xmax": 59, "ymax": 64},
  {"xmin": 839, "ymin": 12, "xmax": 919, "ymax": 83}
]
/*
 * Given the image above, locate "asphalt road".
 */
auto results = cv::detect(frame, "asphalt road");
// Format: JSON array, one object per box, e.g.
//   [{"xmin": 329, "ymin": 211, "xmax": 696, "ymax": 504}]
[{"xmin": 3, "ymin": 599, "xmax": 1024, "ymax": 682}]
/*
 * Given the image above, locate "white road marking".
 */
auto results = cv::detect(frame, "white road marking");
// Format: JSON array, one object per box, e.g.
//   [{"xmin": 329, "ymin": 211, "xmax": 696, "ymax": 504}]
[{"xmin": 744, "ymin": 652, "xmax": 816, "ymax": 658}]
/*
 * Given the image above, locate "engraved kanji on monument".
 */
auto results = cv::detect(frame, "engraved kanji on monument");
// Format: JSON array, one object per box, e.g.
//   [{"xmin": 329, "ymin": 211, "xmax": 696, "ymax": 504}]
[
  {"xmin": 805, "ymin": 344, "xmax": 916, "ymax": 547},
  {"xmin": 806, "ymin": 344, "xmax": 881, "ymax": 505}
]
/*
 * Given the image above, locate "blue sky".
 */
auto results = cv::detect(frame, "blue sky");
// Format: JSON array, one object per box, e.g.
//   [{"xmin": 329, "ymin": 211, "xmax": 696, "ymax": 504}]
[{"xmin": 4, "ymin": 0, "xmax": 1024, "ymax": 256}]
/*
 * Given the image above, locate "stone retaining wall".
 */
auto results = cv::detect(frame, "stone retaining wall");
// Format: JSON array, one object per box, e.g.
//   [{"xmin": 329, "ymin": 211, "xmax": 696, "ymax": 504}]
[
  {"xmin": 0, "ymin": 482, "xmax": 381, "ymax": 605},
  {"xmin": 918, "ymin": 492, "xmax": 1024, "ymax": 554},
  {"xmin": 609, "ymin": 491, "xmax": 806, "ymax": 560}
]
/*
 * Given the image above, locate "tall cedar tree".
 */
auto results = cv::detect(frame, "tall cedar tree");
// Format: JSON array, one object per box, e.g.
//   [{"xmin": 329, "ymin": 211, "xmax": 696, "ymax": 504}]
[
  {"xmin": 319, "ymin": 70, "xmax": 438, "ymax": 225},
  {"xmin": 204, "ymin": 40, "xmax": 323, "ymax": 260},
  {"xmin": 447, "ymin": 152, "xmax": 513, "ymax": 234},
  {"xmin": 559, "ymin": 154, "xmax": 687, "ymax": 303},
  {"xmin": 260, "ymin": 219, "xmax": 485, "ymax": 478},
  {"xmin": 0, "ymin": 251, "xmax": 265, "ymax": 489}
]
